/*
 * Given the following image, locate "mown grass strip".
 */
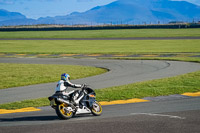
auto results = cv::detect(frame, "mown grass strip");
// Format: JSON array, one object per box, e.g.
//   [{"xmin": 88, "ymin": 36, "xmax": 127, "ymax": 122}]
[
  {"xmin": 0, "ymin": 70, "xmax": 199, "ymax": 110},
  {"xmin": 0, "ymin": 97, "xmax": 49, "ymax": 110},
  {"xmin": 95, "ymin": 71, "xmax": 200, "ymax": 101},
  {"xmin": 0, "ymin": 29, "xmax": 200, "ymax": 38},
  {"xmin": 0, "ymin": 63, "xmax": 107, "ymax": 89},
  {"xmin": 0, "ymin": 40, "xmax": 200, "ymax": 54}
]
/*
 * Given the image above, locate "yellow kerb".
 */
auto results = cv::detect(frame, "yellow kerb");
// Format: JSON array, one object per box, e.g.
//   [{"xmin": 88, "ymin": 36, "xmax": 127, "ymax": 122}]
[
  {"xmin": 182, "ymin": 91, "xmax": 200, "ymax": 97},
  {"xmin": 100, "ymin": 98, "xmax": 149, "ymax": 106},
  {"xmin": 0, "ymin": 107, "xmax": 41, "ymax": 114}
]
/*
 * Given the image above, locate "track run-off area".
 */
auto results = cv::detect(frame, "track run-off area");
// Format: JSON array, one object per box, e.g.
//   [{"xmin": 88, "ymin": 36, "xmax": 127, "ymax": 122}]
[{"xmin": 0, "ymin": 57, "xmax": 200, "ymax": 133}]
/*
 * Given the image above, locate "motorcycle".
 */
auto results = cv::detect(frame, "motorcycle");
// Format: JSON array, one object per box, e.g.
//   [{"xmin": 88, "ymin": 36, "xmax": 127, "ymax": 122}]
[{"xmin": 48, "ymin": 85, "xmax": 102, "ymax": 120}]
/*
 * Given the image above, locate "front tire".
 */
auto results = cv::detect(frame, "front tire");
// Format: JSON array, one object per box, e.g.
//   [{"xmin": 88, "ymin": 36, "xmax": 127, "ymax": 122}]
[
  {"xmin": 91, "ymin": 101, "xmax": 102, "ymax": 116},
  {"xmin": 56, "ymin": 103, "xmax": 73, "ymax": 120}
]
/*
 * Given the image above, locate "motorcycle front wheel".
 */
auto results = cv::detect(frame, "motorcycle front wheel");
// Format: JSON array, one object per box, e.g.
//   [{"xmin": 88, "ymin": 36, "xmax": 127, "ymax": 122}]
[
  {"xmin": 56, "ymin": 103, "xmax": 73, "ymax": 120},
  {"xmin": 91, "ymin": 101, "xmax": 102, "ymax": 116}
]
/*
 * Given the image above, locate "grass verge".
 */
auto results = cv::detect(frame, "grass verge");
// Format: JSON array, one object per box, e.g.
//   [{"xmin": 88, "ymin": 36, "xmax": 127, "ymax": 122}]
[
  {"xmin": 0, "ymin": 70, "xmax": 199, "ymax": 109},
  {"xmin": 0, "ymin": 29, "xmax": 200, "ymax": 38},
  {"xmin": 0, "ymin": 97, "xmax": 49, "ymax": 110},
  {"xmin": 95, "ymin": 71, "xmax": 200, "ymax": 101},
  {"xmin": 0, "ymin": 63, "xmax": 107, "ymax": 89},
  {"xmin": 0, "ymin": 40, "xmax": 200, "ymax": 54}
]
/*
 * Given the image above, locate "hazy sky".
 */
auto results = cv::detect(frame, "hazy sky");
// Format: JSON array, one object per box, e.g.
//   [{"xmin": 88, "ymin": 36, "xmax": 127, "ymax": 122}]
[{"xmin": 0, "ymin": 0, "xmax": 199, "ymax": 19}]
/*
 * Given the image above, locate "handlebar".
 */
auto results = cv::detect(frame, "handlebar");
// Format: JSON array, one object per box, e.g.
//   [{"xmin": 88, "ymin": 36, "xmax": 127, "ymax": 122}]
[{"xmin": 81, "ymin": 84, "xmax": 89, "ymax": 89}]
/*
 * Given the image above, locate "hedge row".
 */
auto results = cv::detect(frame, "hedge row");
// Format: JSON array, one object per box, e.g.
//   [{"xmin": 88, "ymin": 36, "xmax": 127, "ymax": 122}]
[{"xmin": 0, "ymin": 23, "xmax": 200, "ymax": 31}]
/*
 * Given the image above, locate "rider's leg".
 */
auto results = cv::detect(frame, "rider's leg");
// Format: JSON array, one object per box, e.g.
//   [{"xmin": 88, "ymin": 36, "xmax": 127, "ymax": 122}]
[{"xmin": 74, "ymin": 91, "xmax": 84, "ymax": 106}]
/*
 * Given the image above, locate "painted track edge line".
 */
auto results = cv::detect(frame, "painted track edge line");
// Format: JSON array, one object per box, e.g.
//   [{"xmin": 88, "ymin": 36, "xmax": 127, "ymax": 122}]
[
  {"xmin": 181, "ymin": 91, "xmax": 200, "ymax": 97},
  {"xmin": 0, "ymin": 107, "xmax": 41, "ymax": 114}
]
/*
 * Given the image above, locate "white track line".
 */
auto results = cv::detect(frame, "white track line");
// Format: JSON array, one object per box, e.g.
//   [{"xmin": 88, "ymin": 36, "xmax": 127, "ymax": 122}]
[{"xmin": 130, "ymin": 113, "xmax": 185, "ymax": 119}]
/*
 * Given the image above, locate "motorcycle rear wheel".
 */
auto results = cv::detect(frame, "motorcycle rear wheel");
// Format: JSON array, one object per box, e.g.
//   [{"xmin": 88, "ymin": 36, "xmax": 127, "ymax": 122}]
[
  {"xmin": 91, "ymin": 101, "xmax": 102, "ymax": 116},
  {"xmin": 56, "ymin": 103, "xmax": 73, "ymax": 119}
]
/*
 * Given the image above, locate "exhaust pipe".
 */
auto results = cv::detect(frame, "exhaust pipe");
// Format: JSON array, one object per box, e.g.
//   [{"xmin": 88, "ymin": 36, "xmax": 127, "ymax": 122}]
[{"xmin": 57, "ymin": 98, "xmax": 74, "ymax": 107}]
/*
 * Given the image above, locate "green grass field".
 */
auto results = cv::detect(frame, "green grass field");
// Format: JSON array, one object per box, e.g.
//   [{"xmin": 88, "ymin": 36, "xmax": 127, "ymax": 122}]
[
  {"xmin": 0, "ymin": 63, "xmax": 107, "ymax": 89},
  {"xmin": 0, "ymin": 40, "xmax": 200, "ymax": 54},
  {"xmin": 0, "ymin": 28, "xmax": 200, "ymax": 38}
]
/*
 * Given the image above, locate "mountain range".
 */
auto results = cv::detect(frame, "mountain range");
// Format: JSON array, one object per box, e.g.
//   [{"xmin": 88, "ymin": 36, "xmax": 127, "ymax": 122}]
[{"xmin": 0, "ymin": 0, "xmax": 200, "ymax": 26}]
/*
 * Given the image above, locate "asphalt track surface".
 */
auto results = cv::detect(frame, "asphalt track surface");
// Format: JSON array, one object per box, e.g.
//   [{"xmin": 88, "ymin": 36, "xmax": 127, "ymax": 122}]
[{"xmin": 0, "ymin": 57, "xmax": 200, "ymax": 133}]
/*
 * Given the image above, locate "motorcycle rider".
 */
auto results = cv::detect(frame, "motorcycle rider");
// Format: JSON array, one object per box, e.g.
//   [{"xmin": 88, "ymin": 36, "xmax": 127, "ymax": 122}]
[{"xmin": 56, "ymin": 73, "xmax": 85, "ymax": 106}]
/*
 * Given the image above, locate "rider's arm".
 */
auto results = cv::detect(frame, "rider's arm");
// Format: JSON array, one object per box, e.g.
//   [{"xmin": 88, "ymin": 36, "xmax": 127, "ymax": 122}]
[{"xmin": 64, "ymin": 81, "xmax": 82, "ymax": 88}]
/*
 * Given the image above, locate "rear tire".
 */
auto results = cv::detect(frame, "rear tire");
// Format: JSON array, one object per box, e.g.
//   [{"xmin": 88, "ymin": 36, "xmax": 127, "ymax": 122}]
[
  {"xmin": 56, "ymin": 103, "xmax": 73, "ymax": 120},
  {"xmin": 91, "ymin": 101, "xmax": 102, "ymax": 116}
]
